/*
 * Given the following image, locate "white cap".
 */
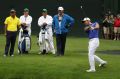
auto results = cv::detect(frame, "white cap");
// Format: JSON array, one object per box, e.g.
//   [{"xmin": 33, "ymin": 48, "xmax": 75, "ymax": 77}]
[
  {"xmin": 58, "ymin": 7, "xmax": 64, "ymax": 11},
  {"xmin": 82, "ymin": 17, "xmax": 91, "ymax": 22}
]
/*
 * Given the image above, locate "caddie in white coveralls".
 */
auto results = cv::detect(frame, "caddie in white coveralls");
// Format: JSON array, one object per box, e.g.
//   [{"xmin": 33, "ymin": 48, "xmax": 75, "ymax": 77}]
[
  {"xmin": 82, "ymin": 17, "xmax": 107, "ymax": 72},
  {"xmin": 18, "ymin": 8, "xmax": 32, "ymax": 53},
  {"xmin": 38, "ymin": 9, "xmax": 55, "ymax": 54}
]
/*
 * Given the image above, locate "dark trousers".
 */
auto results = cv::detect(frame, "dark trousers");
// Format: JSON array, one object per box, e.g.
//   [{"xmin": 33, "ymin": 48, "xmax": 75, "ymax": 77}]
[
  {"xmin": 5, "ymin": 31, "xmax": 17, "ymax": 56},
  {"xmin": 56, "ymin": 33, "xmax": 67, "ymax": 56}
]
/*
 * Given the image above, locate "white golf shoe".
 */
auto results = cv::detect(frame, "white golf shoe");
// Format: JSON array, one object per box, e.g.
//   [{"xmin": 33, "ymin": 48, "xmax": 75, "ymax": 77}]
[
  {"xmin": 99, "ymin": 61, "xmax": 107, "ymax": 67},
  {"xmin": 86, "ymin": 69, "xmax": 96, "ymax": 72}
]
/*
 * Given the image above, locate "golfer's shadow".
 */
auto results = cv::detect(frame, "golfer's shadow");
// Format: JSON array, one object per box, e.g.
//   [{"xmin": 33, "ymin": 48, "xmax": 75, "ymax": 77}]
[{"xmin": 97, "ymin": 50, "xmax": 120, "ymax": 55}]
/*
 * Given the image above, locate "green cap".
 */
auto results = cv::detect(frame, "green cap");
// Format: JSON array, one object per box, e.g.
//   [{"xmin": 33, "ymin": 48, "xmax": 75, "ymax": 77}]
[
  {"xmin": 24, "ymin": 8, "xmax": 29, "ymax": 12},
  {"xmin": 42, "ymin": 9, "xmax": 47, "ymax": 13}
]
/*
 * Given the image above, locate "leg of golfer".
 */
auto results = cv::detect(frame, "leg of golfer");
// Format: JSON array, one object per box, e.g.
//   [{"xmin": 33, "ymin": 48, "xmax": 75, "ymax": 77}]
[
  {"xmin": 88, "ymin": 38, "xmax": 98, "ymax": 71},
  {"xmin": 88, "ymin": 38, "xmax": 106, "ymax": 71}
]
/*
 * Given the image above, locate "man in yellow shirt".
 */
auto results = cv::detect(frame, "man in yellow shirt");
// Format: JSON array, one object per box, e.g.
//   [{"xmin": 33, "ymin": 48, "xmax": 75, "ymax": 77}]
[{"xmin": 4, "ymin": 9, "xmax": 20, "ymax": 57}]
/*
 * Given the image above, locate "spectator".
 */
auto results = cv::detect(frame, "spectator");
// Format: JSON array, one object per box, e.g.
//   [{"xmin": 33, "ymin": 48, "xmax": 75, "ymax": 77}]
[
  {"xmin": 53, "ymin": 7, "xmax": 74, "ymax": 56},
  {"xmin": 4, "ymin": 9, "xmax": 20, "ymax": 57},
  {"xmin": 18, "ymin": 8, "xmax": 32, "ymax": 53},
  {"xmin": 102, "ymin": 15, "xmax": 110, "ymax": 39},
  {"xmin": 113, "ymin": 14, "xmax": 120, "ymax": 40},
  {"xmin": 38, "ymin": 9, "xmax": 55, "ymax": 55},
  {"xmin": 108, "ymin": 14, "xmax": 114, "ymax": 39}
]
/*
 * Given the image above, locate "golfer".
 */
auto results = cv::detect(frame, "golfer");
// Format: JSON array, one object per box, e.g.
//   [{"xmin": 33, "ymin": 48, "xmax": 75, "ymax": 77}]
[{"xmin": 82, "ymin": 17, "xmax": 107, "ymax": 72}]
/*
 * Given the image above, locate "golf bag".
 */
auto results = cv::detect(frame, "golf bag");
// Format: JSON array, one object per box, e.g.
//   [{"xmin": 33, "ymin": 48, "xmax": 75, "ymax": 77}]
[
  {"xmin": 38, "ymin": 26, "xmax": 49, "ymax": 54},
  {"xmin": 18, "ymin": 29, "xmax": 31, "ymax": 54}
]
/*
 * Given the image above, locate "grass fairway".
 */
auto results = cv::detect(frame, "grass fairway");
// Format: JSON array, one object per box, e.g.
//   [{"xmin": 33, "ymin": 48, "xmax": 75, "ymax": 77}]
[{"xmin": 0, "ymin": 35, "xmax": 120, "ymax": 79}]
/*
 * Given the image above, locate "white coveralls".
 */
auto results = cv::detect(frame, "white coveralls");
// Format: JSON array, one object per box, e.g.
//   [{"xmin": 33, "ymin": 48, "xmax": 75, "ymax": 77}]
[
  {"xmin": 18, "ymin": 15, "xmax": 32, "ymax": 43},
  {"xmin": 38, "ymin": 15, "xmax": 55, "ymax": 54}
]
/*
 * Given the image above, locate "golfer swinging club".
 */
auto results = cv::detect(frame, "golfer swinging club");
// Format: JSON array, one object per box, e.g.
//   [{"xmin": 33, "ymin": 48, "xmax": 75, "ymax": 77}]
[{"xmin": 82, "ymin": 17, "xmax": 107, "ymax": 72}]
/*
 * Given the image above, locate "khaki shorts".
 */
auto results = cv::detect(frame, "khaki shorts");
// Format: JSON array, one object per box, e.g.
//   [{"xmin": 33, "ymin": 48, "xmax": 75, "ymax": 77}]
[
  {"xmin": 103, "ymin": 27, "xmax": 110, "ymax": 34},
  {"xmin": 114, "ymin": 27, "xmax": 120, "ymax": 33}
]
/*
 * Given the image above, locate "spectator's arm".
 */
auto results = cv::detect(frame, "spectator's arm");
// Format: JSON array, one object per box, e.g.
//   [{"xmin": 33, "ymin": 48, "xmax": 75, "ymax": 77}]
[
  {"xmin": 38, "ymin": 17, "xmax": 43, "ymax": 27},
  {"xmin": 17, "ymin": 19, "xmax": 21, "ymax": 29},
  {"xmin": 103, "ymin": 18, "xmax": 108, "ymax": 23},
  {"xmin": 4, "ymin": 18, "xmax": 8, "ymax": 35},
  {"xmin": 67, "ymin": 15, "xmax": 74, "ymax": 27},
  {"xmin": 52, "ymin": 16, "xmax": 56, "ymax": 33},
  {"xmin": 4, "ymin": 24, "xmax": 7, "ymax": 35},
  {"xmin": 25, "ymin": 16, "xmax": 32, "ymax": 26}
]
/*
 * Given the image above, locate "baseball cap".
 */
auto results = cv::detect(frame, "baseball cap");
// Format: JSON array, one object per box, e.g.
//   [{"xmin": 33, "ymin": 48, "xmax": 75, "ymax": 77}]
[
  {"xmin": 10, "ymin": 9, "xmax": 16, "ymax": 13},
  {"xmin": 24, "ymin": 8, "xmax": 29, "ymax": 12},
  {"xmin": 42, "ymin": 9, "xmax": 47, "ymax": 13},
  {"xmin": 58, "ymin": 7, "xmax": 64, "ymax": 11},
  {"xmin": 82, "ymin": 17, "xmax": 91, "ymax": 23}
]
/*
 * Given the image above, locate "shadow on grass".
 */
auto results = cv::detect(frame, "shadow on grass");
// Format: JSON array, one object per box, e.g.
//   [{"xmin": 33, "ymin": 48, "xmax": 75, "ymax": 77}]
[{"xmin": 98, "ymin": 50, "xmax": 120, "ymax": 55}]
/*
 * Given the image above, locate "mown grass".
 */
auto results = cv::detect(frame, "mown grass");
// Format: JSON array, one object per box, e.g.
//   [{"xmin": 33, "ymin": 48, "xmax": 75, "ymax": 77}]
[{"xmin": 0, "ymin": 35, "xmax": 120, "ymax": 79}]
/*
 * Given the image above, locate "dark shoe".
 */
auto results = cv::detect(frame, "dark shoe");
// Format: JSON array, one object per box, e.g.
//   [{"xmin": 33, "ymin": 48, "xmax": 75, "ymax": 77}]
[
  {"xmin": 60, "ymin": 54, "xmax": 64, "ymax": 56},
  {"xmin": 41, "ymin": 50, "xmax": 46, "ymax": 55},
  {"xmin": 54, "ymin": 53, "xmax": 60, "ymax": 57}
]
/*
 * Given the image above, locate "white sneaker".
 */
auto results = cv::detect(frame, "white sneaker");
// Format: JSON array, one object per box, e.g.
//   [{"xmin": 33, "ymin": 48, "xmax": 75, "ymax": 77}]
[
  {"xmin": 18, "ymin": 50, "xmax": 20, "ymax": 54},
  {"xmin": 86, "ymin": 69, "xmax": 96, "ymax": 72},
  {"xmin": 38, "ymin": 52, "xmax": 42, "ymax": 55},
  {"xmin": 114, "ymin": 38, "xmax": 116, "ymax": 40},
  {"xmin": 51, "ymin": 50, "xmax": 56, "ymax": 55},
  {"xmin": 99, "ymin": 61, "xmax": 107, "ymax": 67},
  {"xmin": 3, "ymin": 55, "xmax": 7, "ymax": 57},
  {"xmin": 11, "ymin": 55, "xmax": 14, "ymax": 57}
]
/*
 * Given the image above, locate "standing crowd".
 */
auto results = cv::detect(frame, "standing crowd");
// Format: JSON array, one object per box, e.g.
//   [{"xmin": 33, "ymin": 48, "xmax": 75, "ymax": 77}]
[
  {"xmin": 102, "ymin": 11, "xmax": 120, "ymax": 40},
  {"xmin": 4, "ymin": 7, "xmax": 74, "ymax": 57}
]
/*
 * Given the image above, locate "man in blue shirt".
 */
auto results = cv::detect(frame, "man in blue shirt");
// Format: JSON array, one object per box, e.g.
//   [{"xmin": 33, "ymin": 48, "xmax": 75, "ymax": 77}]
[
  {"xmin": 53, "ymin": 7, "xmax": 74, "ymax": 56},
  {"xmin": 82, "ymin": 17, "xmax": 107, "ymax": 72}
]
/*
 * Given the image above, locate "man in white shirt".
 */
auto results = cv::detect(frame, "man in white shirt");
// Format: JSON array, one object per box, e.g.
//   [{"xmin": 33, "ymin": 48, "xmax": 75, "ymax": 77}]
[
  {"xmin": 18, "ymin": 8, "xmax": 32, "ymax": 53},
  {"xmin": 38, "ymin": 9, "xmax": 55, "ymax": 54}
]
